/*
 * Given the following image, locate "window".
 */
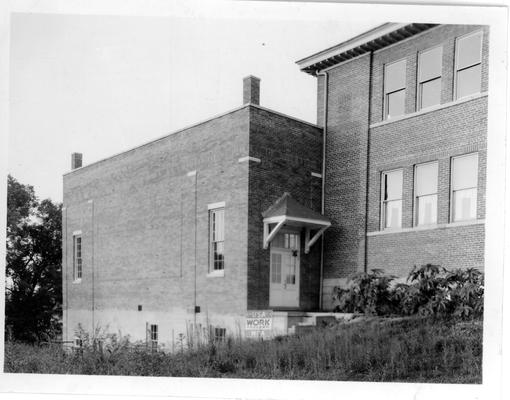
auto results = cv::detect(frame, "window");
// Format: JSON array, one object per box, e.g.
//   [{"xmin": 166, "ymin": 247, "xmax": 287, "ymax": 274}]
[
  {"xmin": 150, "ymin": 324, "xmax": 158, "ymax": 351},
  {"xmin": 414, "ymin": 162, "xmax": 438, "ymax": 226},
  {"xmin": 73, "ymin": 235, "xmax": 82, "ymax": 281},
  {"xmin": 384, "ymin": 59, "xmax": 406, "ymax": 119},
  {"xmin": 455, "ymin": 31, "xmax": 482, "ymax": 99},
  {"xmin": 272, "ymin": 232, "xmax": 299, "ymax": 250},
  {"xmin": 451, "ymin": 153, "xmax": 478, "ymax": 222},
  {"xmin": 418, "ymin": 47, "xmax": 442, "ymax": 110},
  {"xmin": 209, "ymin": 208, "xmax": 225, "ymax": 271},
  {"xmin": 271, "ymin": 253, "xmax": 282, "ymax": 284},
  {"xmin": 381, "ymin": 169, "xmax": 403, "ymax": 229},
  {"xmin": 214, "ymin": 327, "xmax": 226, "ymax": 342}
]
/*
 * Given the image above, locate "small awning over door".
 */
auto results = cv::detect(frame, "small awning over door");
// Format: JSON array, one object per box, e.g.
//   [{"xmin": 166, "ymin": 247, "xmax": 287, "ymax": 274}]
[{"xmin": 262, "ymin": 192, "xmax": 331, "ymax": 254}]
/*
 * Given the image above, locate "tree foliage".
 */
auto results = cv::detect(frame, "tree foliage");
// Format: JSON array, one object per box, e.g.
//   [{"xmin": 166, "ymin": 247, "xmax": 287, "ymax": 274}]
[{"xmin": 5, "ymin": 175, "xmax": 62, "ymax": 342}]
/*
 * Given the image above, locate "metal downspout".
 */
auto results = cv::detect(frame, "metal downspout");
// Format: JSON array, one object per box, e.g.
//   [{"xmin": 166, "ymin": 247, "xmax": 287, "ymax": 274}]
[
  {"xmin": 317, "ymin": 70, "xmax": 328, "ymax": 310},
  {"xmin": 363, "ymin": 51, "xmax": 374, "ymax": 273}
]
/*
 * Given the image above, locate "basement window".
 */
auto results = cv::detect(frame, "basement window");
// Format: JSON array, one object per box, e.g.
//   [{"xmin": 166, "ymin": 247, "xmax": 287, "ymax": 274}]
[
  {"xmin": 73, "ymin": 234, "xmax": 82, "ymax": 282},
  {"xmin": 384, "ymin": 59, "xmax": 406, "ymax": 119},
  {"xmin": 417, "ymin": 46, "xmax": 442, "ymax": 110},
  {"xmin": 150, "ymin": 324, "xmax": 158, "ymax": 351},
  {"xmin": 455, "ymin": 31, "xmax": 482, "ymax": 99},
  {"xmin": 214, "ymin": 327, "xmax": 226, "ymax": 342}
]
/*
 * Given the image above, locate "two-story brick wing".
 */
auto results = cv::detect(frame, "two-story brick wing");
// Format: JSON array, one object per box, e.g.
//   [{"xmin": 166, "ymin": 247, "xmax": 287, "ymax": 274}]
[{"xmin": 297, "ymin": 23, "xmax": 487, "ymax": 308}]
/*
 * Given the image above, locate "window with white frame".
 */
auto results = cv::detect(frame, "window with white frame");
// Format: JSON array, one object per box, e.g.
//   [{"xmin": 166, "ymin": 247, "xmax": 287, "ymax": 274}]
[
  {"xmin": 451, "ymin": 153, "xmax": 478, "ymax": 222},
  {"xmin": 414, "ymin": 162, "xmax": 438, "ymax": 226},
  {"xmin": 209, "ymin": 208, "xmax": 225, "ymax": 271},
  {"xmin": 381, "ymin": 169, "xmax": 403, "ymax": 229},
  {"xmin": 455, "ymin": 31, "xmax": 483, "ymax": 99},
  {"xmin": 384, "ymin": 59, "xmax": 406, "ymax": 119},
  {"xmin": 418, "ymin": 46, "xmax": 442, "ymax": 110},
  {"xmin": 73, "ymin": 234, "xmax": 82, "ymax": 281},
  {"xmin": 150, "ymin": 324, "xmax": 158, "ymax": 350}
]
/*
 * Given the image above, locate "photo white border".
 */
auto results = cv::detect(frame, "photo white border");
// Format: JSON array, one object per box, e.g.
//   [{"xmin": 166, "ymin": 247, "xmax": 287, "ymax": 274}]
[{"xmin": 0, "ymin": 1, "xmax": 507, "ymax": 400}]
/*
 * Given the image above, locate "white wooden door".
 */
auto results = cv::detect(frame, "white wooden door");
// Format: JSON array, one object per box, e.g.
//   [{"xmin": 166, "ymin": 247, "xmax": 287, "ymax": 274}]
[{"xmin": 269, "ymin": 232, "xmax": 300, "ymax": 308}]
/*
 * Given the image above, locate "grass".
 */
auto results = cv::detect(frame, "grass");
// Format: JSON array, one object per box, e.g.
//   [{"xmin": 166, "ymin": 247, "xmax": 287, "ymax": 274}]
[{"xmin": 4, "ymin": 316, "xmax": 482, "ymax": 382}]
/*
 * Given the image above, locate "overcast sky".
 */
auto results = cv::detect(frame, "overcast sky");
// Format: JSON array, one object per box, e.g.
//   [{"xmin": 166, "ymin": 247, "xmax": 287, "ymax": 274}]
[{"xmin": 7, "ymin": 6, "xmax": 378, "ymax": 202}]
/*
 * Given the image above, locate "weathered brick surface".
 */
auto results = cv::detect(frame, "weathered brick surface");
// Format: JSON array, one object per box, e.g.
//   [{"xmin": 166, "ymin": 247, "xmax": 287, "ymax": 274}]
[
  {"xmin": 367, "ymin": 223, "xmax": 485, "ymax": 276},
  {"xmin": 63, "ymin": 107, "xmax": 251, "ymax": 340},
  {"xmin": 321, "ymin": 54, "xmax": 372, "ymax": 279},
  {"xmin": 62, "ymin": 104, "xmax": 324, "ymax": 342},
  {"xmin": 320, "ymin": 24, "xmax": 488, "ymax": 283},
  {"xmin": 247, "ymin": 106, "xmax": 323, "ymax": 310}
]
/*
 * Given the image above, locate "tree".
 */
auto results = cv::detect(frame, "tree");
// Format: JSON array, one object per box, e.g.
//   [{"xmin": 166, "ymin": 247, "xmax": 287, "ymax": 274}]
[{"xmin": 5, "ymin": 175, "xmax": 62, "ymax": 342}]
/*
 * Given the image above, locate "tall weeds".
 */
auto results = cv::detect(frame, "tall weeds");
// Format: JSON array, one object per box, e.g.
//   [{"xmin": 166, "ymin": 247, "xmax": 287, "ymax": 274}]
[{"xmin": 5, "ymin": 316, "xmax": 482, "ymax": 383}]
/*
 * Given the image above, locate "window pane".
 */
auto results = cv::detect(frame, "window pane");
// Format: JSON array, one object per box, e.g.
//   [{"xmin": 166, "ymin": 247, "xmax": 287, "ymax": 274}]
[
  {"xmin": 271, "ymin": 253, "xmax": 282, "ymax": 283},
  {"xmin": 415, "ymin": 162, "xmax": 438, "ymax": 196},
  {"xmin": 385, "ymin": 59, "xmax": 406, "ymax": 92},
  {"xmin": 453, "ymin": 188, "xmax": 477, "ymax": 221},
  {"xmin": 456, "ymin": 64, "xmax": 481, "ymax": 99},
  {"xmin": 286, "ymin": 259, "xmax": 296, "ymax": 285},
  {"xmin": 420, "ymin": 78, "xmax": 441, "ymax": 109},
  {"xmin": 452, "ymin": 154, "xmax": 478, "ymax": 190},
  {"xmin": 387, "ymin": 90, "xmax": 405, "ymax": 118},
  {"xmin": 214, "ymin": 241, "xmax": 224, "ymax": 270},
  {"xmin": 417, "ymin": 194, "xmax": 437, "ymax": 225},
  {"xmin": 272, "ymin": 233, "xmax": 285, "ymax": 248},
  {"xmin": 384, "ymin": 170, "xmax": 403, "ymax": 201},
  {"xmin": 457, "ymin": 32, "xmax": 482, "ymax": 69},
  {"xmin": 385, "ymin": 200, "xmax": 402, "ymax": 228},
  {"xmin": 214, "ymin": 209, "xmax": 224, "ymax": 241},
  {"xmin": 419, "ymin": 47, "xmax": 442, "ymax": 82}
]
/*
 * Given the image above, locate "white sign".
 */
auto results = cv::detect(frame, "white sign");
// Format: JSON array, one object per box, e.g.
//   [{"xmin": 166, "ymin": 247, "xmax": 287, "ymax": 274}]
[{"xmin": 245, "ymin": 310, "xmax": 273, "ymax": 331}]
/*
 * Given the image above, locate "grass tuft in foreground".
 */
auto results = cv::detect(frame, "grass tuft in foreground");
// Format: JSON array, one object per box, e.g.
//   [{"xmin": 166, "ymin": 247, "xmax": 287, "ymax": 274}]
[{"xmin": 4, "ymin": 316, "xmax": 482, "ymax": 383}]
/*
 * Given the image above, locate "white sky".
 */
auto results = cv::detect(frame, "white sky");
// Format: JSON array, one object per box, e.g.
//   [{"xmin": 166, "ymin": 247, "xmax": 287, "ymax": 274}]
[{"xmin": 8, "ymin": 7, "xmax": 377, "ymax": 202}]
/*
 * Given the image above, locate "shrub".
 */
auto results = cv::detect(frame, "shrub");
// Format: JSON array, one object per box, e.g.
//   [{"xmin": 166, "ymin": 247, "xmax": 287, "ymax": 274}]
[
  {"xmin": 333, "ymin": 264, "xmax": 484, "ymax": 319},
  {"xmin": 332, "ymin": 269, "xmax": 396, "ymax": 315}
]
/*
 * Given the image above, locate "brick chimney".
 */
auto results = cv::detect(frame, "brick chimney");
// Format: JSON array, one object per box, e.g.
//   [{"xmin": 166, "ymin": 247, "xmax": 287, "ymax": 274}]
[
  {"xmin": 71, "ymin": 152, "xmax": 83, "ymax": 170},
  {"xmin": 243, "ymin": 75, "xmax": 260, "ymax": 105}
]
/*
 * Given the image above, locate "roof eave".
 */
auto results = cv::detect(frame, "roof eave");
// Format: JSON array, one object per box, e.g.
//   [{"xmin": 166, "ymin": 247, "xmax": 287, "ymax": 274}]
[{"xmin": 297, "ymin": 23, "xmax": 438, "ymax": 76}]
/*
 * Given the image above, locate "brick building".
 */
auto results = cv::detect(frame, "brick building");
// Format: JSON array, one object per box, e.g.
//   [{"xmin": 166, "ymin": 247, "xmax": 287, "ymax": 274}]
[{"xmin": 63, "ymin": 23, "xmax": 488, "ymax": 346}]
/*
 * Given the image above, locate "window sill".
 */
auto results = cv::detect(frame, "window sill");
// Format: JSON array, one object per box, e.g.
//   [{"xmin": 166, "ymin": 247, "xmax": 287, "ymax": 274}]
[
  {"xmin": 207, "ymin": 270, "xmax": 225, "ymax": 278},
  {"xmin": 367, "ymin": 219, "xmax": 485, "ymax": 236},
  {"xmin": 72, "ymin": 279, "xmax": 82, "ymax": 284},
  {"xmin": 370, "ymin": 92, "xmax": 488, "ymax": 129}
]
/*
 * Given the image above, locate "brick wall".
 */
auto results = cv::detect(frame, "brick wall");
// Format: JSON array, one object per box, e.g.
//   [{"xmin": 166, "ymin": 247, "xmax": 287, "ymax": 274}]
[
  {"xmin": 320, "ymin": 24, "xmax": 488, "ymax": 289},
  {"xmin": 365, "ymin": 24, "xmax": 488, "ymax": 277},
  {"xmin": 321, "ymin": 54, "xmax": 372, "ymax": 280},
  {"xmin": 62, "ymin": 107, "xmax": 251, "ymax": 341},
  {"xmin": 247, "ymin": 106, "xmax": 323, "ymax": 310}
]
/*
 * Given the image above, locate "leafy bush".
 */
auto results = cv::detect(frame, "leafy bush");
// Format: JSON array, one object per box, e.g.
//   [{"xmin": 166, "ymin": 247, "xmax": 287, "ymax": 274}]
[
  {"xmin": 333, "ymin": 264, "xmax": 484, "ymax": 319},
  {"xmin": 332, "ymin": 269, "xmax": 396, "ymax": 315}
]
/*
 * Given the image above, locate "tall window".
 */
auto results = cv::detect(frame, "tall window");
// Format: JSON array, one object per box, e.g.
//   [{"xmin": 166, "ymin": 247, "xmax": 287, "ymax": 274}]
[
  {"xmin": 150, "ymin": 324, "xmax": 158, "ymax": 351},
  {"xmin": 73, "ymin": 235, "xmax": 82, "ymax": 281},
  {"xmin": 455, "ymin": 31, "xmax": 483, "ymax": 99},
  {"xmin": 209, "ymin": 208, "xmax": 225, "ymax": 271},
  {"xmin": 451, "ymin": 153, "xmax": 478, "ymax": 222},
  {"xmin": 381, "ymin": 169, "xmax": 403, "ymax": 229},
  {"xmin": 414, "ymin": 162, "xmax": 438, "ymax": 226},
  {"xmin": 384, "ymin": 59, "xmax": 406, "ymax": 119},
  {"xmin": 418, "ymin": 46, "xmax": 442, "ymax": 110}
]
